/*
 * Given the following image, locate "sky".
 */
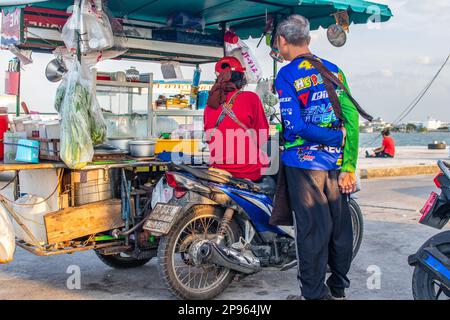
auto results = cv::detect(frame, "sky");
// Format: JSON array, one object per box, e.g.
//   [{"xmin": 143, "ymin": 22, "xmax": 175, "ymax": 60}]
[{"xmin": 0, "ymin": 0, "xmax": 450, "ymax": 123}]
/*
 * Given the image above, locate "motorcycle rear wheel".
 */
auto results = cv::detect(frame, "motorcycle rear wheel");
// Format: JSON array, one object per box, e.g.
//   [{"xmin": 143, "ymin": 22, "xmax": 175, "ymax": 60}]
[{"xmin": 157, "ymin": 205, "xmax": 241, "ymax": 300}]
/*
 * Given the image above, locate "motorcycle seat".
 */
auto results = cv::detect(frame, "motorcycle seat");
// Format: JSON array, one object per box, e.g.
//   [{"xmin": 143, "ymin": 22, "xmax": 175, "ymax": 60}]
[{"xmin": 170, "ymin": 164, "xmax": 275, "ymax": 196}]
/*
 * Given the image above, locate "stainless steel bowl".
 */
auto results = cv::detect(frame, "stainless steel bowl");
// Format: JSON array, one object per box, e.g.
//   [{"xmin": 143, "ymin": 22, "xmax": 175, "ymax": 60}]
[
  {"xmin": 107, "ymin": 137, "xmax": 135, "ymax": 151},
  {"xmin": 129, "ymin": 140, "xmax": 156, "ymax": 158}
]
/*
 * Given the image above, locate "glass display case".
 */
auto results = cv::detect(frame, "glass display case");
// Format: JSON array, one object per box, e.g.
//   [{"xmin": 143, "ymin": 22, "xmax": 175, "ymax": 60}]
[
  {"xmin": 94, "ymin": 73, "xmax": 214, "ymax": 139},
  {"xmin": 151, "ymin": 81, "xmax": 212, "ymax": 139},
  {"xmin": 93, "ymin": 71, "xmax": 154, "ymax": 139}
]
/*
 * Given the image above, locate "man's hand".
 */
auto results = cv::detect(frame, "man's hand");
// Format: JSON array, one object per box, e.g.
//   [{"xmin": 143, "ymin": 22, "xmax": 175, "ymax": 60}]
[
  {"xmin": 338, "ymin": 172, "xmax": 357, "ymax": 194},
  {"xmin": 340, "ymin": 127, "xmax": 347, "ymax": 147}
]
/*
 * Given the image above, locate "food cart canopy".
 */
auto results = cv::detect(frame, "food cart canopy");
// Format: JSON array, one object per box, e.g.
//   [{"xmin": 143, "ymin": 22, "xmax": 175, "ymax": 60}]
[{"xmin": 1, "ymin": 0, "xmax": 392, "ymax": 39}]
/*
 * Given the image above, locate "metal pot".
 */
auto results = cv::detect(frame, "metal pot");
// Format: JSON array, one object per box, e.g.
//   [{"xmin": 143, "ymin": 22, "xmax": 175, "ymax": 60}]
[
  {"xmin": 129, "ymin": 140, "xmax": 156, "ymax": 158},
  {"xmin": 107, "ymin": 137, "xmax": 135, "ymax": 151}
]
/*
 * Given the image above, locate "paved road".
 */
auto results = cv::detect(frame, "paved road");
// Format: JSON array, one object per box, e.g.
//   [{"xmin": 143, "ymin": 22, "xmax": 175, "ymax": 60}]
[
  {"xmin": 0, "ymin": 175, "xmax": 447, "ymax": 300},
  {"xmin": 358, "ymin": 146, "xmax": 448, "ymax": 170}
]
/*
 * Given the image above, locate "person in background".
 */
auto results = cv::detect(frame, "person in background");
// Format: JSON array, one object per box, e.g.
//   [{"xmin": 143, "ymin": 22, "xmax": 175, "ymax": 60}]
[
  {"xmin": 366, "ymin": 129, "xmax": 396, "ymax": 158},
  {"xmin": 273, "ymin": 14, "xmax": 360, "ymax": 300},
  {"xmin": 204, "ymin": 57, "xmax": 269, "ymax": 182}
]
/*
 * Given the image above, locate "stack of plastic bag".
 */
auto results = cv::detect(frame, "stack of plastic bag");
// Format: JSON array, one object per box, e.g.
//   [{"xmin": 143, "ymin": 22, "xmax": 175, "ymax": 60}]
[{"xmin": 0, "ymin": 202, "xmax": 15, "ymax": 264}]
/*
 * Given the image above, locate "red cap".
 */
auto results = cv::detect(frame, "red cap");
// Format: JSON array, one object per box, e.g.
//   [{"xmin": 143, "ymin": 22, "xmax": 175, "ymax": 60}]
[{"xmin": 215, "ymin": 56, "xmax": 246, "ymax": 74}]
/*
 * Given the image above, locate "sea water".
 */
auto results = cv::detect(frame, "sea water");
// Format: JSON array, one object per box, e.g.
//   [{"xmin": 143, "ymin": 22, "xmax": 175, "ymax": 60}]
[{"xmin": 360, "ymin": 132, "xmax": 450, "ymax": 147}]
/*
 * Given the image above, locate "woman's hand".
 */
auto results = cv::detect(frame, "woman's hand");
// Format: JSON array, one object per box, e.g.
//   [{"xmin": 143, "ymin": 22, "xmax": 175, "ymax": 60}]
[{"xmin": 338, "ymin": 172, "xmax": 357, "ymax": 194}]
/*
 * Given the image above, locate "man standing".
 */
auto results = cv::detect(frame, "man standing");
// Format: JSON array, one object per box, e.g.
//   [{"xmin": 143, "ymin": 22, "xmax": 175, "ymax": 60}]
[{"xmin": 274, "ymin": 15, "xmax": 360, "ymax": 300}]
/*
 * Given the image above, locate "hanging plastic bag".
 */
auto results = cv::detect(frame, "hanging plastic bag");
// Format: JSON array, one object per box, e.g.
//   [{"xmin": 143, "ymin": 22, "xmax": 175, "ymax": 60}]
[
  {"xmin": 256, "ymin": 78, "xmax": 279, "ymax": 115},
  {"xmin": 0, "ymin": 202, "xmax": 15, "ymax": 264},
  {"xmin": 226, "ymin": 33, "xmax": 263, "ymax": 83},
  {"xmin": 62, "ymin": 0, "xmax": 114, "ymax": 55},
  {"xmin": 88, "ymin": 96, "xmax": 107, "ymax": 145},
  {"xmin": 59, "ymin": 60, "xmax": 94, "ymax": 169}
]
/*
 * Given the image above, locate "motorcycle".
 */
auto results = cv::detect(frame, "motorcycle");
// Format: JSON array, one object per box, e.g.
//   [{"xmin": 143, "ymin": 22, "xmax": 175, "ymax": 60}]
[
  {"xmin": 145, "ymin": 163, "xmax": 364, "ymax": 300},
  {"xmin": 408, "ymin": 160, "xmax": 450, "ymax": 300}
]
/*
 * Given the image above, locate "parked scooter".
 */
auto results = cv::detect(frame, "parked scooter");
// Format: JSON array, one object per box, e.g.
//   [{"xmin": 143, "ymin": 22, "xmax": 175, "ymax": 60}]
[
  {"xmin": 146, "ymin": 164, "xmax": 364, "ymax": 300},
  {"xmin": 408, "ymin": 160, "xmax": 450, "ymax": 300}
]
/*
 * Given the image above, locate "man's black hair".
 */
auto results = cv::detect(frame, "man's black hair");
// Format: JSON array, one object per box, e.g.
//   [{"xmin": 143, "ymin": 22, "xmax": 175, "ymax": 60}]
[{"xmin": 382, "ymin": 129, "xmax": 390, "ymax": 136}]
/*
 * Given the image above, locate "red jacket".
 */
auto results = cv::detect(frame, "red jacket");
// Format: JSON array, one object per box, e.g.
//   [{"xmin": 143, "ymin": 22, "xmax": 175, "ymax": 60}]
[
  {"xmin": 382, "ymin": 136, "xmax": 396, "ymax": 156},
  {"xmin": 204, "ymin": 90, "xmax": 269, "ymax": 181}
]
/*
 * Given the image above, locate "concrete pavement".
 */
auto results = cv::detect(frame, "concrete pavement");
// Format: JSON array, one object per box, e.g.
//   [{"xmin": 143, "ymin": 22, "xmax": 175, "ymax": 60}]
[
  {"xmin": 1, "ymin": 175, "xmax": 448, "ymax": 300},
  {"xmin": 358, "ymin": 146, "xmax": 448, "ymax": 179}
]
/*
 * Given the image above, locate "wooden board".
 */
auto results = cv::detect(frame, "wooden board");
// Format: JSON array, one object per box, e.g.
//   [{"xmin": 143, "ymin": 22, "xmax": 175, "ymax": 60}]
[
  {"xmin": 44, "ymin": 199, "xmax": 124, "ymax": 245},
  {"xmin": 0, "ymin": 162, "xmax": 66, "ymax": 172}
]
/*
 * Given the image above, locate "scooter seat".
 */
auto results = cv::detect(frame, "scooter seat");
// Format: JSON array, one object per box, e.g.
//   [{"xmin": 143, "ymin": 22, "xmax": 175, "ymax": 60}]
[{"xmin": 170, "ymin": 164, "xmax": 275, "ymax": 195}]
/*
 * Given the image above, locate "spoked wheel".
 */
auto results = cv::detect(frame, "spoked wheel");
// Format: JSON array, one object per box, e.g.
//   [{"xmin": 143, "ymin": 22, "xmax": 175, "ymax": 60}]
[
  {"xmin": 349, "ymin": 198, "xmax": 364, "ymax": 259},
  {"xmin": 157, "ymin": 205, "xmax": 241, "ymax": 300},
  {"xmin": 412, "ymin": 244, "xmax": 450, "ymax": 300}
]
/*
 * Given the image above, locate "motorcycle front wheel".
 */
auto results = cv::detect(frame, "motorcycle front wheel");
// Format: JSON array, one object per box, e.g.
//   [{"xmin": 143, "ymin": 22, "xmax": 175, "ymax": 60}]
[
  {"xmin": 349, "ymin": 198, "xmax": 364, "ymax": 260},
  {"xmin": 412, "ymin": 243, "xmax": 450, "ymax": 300},
  {"xmin": 157, "ymin": 205, "xmax": 241, "ymax": 300}
]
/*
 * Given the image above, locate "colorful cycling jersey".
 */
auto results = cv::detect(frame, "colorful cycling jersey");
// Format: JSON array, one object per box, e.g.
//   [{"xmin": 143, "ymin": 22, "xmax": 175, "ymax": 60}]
[{"xmin": 275, "ymin": 56, "xmax": 359, "ymax": 172}]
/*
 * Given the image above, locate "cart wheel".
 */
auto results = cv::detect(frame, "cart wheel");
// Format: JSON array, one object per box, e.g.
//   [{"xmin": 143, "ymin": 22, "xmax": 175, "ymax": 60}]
[{"xmin": 95, "ymin": 250, "xmax": 155, "ymax": 269}]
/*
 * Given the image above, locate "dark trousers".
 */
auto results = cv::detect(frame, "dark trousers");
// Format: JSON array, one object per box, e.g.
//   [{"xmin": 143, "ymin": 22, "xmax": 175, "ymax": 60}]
[
  {"xmin": 285, "ymin": 166, "xmax": 353, "ymax": 300},
  {"xmin": 366, "ymin": 151, "xmax": 394, "ymax": 158}
]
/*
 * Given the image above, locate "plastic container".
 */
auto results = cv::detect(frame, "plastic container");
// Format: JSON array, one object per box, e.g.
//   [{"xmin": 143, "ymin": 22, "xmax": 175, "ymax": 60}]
[
  {"xmin": 72, "ymin": 170, "xmax": 112, "ymax": 206},
  {"xmin": 11, "ymin": 116, "xmax": 31, "ymax": 133},
  {"xmin": 0, "ymin": 110, "xmax": 9, "ymax": 160},
  {"xmin": 198, "ymin": 90, "xmax": 209, "ymax": 110},
  {"xmin": 23, "ymin": 120, "xmax": 40, "ymax": 139},
  {"xmin": 15, "ymin": 139, "xmax": 40, "ymax": 164},
  {"xmin": 3, "ymin": 132, "xmax": 26, "ymax": 164},
  {"xmin": 43, "ymin": 121, "xmax": 61, "ymax": 140},
  {"xmin": 155, "ymin": 139, "xmax": 200, "ymax": 154},
  {"xmin": 0, "ymin": 202, "xmax": 15, "ymax": 263},
  {"xmin": 12, "ymin": 195, "xmax": 51, "ymax": 245},
  {"xmin": 126, "ymin": 67, "xmax": 140, "ymax": 82}
]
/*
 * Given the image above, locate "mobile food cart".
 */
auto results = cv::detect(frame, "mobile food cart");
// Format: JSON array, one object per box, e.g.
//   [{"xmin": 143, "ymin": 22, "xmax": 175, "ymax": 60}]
[{"xmin": 0, "ymin": 0, "xmax": 391, "ymax": 284}]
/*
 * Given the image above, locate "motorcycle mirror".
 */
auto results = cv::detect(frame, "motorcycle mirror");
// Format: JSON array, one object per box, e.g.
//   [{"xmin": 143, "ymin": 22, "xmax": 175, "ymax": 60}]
[{"xmin": 327, "ymin": 24, "xmax": 347, "ymax": 48}]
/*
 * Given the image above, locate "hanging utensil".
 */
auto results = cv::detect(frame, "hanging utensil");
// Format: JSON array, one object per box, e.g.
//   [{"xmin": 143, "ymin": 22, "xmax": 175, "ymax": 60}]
[{"xmin": 45, "ymin": 58, "xmax": 68, "ymax": 82}]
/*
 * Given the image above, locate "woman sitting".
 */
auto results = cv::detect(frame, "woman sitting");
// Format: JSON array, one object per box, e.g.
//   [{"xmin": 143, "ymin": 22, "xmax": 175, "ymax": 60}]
[{"xmin": 204, "ymin": 57, "xmax": 269, "ymax": 182}]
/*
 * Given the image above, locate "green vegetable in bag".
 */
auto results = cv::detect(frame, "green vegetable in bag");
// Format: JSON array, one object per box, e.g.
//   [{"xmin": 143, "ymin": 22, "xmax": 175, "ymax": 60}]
[{"xmin": 59, "ymin": 61, "xmax": 94, "ymax": 169}]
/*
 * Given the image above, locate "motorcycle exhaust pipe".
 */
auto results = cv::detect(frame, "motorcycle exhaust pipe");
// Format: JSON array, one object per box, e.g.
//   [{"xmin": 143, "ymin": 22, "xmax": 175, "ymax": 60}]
[{"xmin": 198, "ymin": 241, "xmax": 261, "ymax": 275}]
